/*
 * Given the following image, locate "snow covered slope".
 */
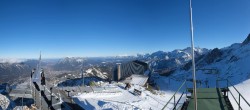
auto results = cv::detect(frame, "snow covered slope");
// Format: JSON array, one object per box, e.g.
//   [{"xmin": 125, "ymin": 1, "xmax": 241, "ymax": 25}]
[
  {"xmin": 0, "ymin": 94, "xmax": 10, "ymax": 110},
  {"xmin": 229, "ymin": 78, "xmax": 250, "ymax": 109},
  {"xmin": 85, "ymin": 68, "xmax": 109, "ymax": 79},
  {"xmin": 0, "ymin": 63, "xmax": 31, "ymax": 83},
  {"xmin": 174, "ymin": 34, "xmax": 250, "ymax": 87},
  {"xmin": 73, "ymin": 83, "xmax": 183, "ymax": 110},
  {"xmin": 0, "ymin": 94, "xmax": 15, "ymax": 110},
  {"xmin": 156, "ymin": 34, "xmax": 250, "ymax": 109}
]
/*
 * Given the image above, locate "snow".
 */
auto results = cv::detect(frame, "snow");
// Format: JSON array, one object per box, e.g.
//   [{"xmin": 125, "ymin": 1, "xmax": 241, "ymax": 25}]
[
  {"xmin": 74, "ymin": 91, "xmax": 122, "ymax": 99},
  {"xmin": 85, "ymin": 68, "xmax": 108, "ymax": 79},
  {"xmin": 15, "ymin": 80, "xmax": 31, "ymax": 89},
  {"xmin": 70, "ymin": 42, "xmax": 250, "ymax": 110},
  {"xmin": 93, "ymin": 68, "xmax": 108, "ymax": 79},
  {"xmin": 165, "ymin": 56, "xmax": 169, "ymax": 60},
  {"xmin": 229, "ymin": 78, "xmax": 250, "ymax": 109},
  {"xmin": 158, "ymin": 43, "xmax": 250, "ymax": 110},
  {"xmin": 86, "ymin": 68, "xmax": 93, "ymax": 73},
  {"xmin": 76, "ymin": 59, "xmax": 84, "ymax": 62},
  {"xmin": 0, "ymin": 94, "xmax": 10, "ymax": 110},
  {"xmin": 73, "ymin": 83, "xmax": 183, "ymax": 110},
  {"xmin": 5, "ymin": 38, "xmax": 249, "ymax": 110},
  {"xmin": 130, "ymin": 75, "xmax": 148, "ymax": 86}
]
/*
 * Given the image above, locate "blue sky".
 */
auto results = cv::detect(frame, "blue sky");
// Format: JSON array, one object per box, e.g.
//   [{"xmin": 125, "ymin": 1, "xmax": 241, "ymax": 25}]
[{"xmin": 0, "ymin": 0, "xmax": 249, "ymax": 58}]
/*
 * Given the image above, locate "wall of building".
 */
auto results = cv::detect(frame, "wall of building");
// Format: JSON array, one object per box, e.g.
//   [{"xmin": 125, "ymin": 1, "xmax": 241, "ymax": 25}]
[{"xmin": 113, "ymin": 61, "xmax": 147, "ymax": 81}]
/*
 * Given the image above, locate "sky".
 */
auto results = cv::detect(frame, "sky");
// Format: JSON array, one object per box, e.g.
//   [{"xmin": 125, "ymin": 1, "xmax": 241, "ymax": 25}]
[{"xmin": 0, "ymin": 0, "xmax": 249, "ymax": 58}]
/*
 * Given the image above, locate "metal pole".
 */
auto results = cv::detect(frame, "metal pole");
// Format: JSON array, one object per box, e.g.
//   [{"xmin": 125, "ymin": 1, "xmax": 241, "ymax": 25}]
[
  {"xmin": 216, "ymin": 80, "xmax": 218, "ymax": 88},
  {"xmin": 239, "ymin": 94, "xmax": 241, "ymax": 110},
  {"xmin": 189, "ymin": 0, "xmax": 197, "ymax": 110},
  {"xmin": 40, "ymin": 88, "xmax": 42, "ymax": 110},
  {"xmin": 50, "ymin": 87, "xmax": 53, "ymax": 109},
  {"xmin": 32, "ymin": 86, "xmax": 37, "ymax": 106},
  {"xmin": 22, "ymin": 96, "xmax": 23, "ymax": 110},
  {"xmin": 227, "ymin": 79, "xmax": 229, "ymax": 88},
  {"xmin": 174, "ymin": 95, "xmax": 176, "ymax": 110}
]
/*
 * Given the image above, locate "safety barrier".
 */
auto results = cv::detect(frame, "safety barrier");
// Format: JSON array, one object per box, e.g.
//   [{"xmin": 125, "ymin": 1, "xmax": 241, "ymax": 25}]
[
  {"xmin": 162, "ymin": 80, "xmax": 187, "ymax": 110},
  {"xmin": 216, "ymin": 79, "xmax": 250, "ymax": 110}
]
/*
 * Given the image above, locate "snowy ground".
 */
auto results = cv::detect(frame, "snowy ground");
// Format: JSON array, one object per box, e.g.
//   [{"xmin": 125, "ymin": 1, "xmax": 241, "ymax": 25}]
[
  {"xmin": 8, "ymin": 64, "xmax": 250, "ymax": 110},
  {"xmin": 229, "ymin": 78, "xmax": 250, "ymax": 109},
  {"xmin": 73, "ymin": 82, "xmax": 184, "ymax": 110},
  {"xmin": 0, "ymin": 94, "xmax": 10, "ymax": 110}
]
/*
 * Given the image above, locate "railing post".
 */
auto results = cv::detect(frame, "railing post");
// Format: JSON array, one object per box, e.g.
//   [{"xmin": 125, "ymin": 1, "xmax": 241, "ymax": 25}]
[
  {"xmin": 239, "ymin": 94, "xmax": 240, "ymax": 110},
  {"xmin": 226, "ymin": 79, "xmax": 229, "ymax": 96},
  {"xmin": 185, "ymin": 82, "xmax": 187, "ymax": 98},
  {"xmin": 174, "ymin": 95, "xmax": 176, "ymax": 110},
  {"xmin": 50, "ymin": 87, "xmax": 53, "ymax": 108},
  {"xmin": 22, "ymin": 96, "xmax": 23, "ymax": 110},
  {"xmin": 186, "ymin": 88, "xmax": 188, "ymax": 98},
  {"xmin": 216, "ymin": 80, "xmax": 218, "ymax": 88},
  {"xmin": 227, "ymin": 79, "xmax": 229, "ymax": 88},
  {"xmin": 162, "ymin": 80, "xmax": 186, "ymax": 110}
]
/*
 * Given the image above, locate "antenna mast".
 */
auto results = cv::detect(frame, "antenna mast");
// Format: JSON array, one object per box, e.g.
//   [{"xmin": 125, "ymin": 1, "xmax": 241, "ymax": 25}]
[{"xmin": 189, "ymin": 0, "xmax": 197, "ymax": 110}]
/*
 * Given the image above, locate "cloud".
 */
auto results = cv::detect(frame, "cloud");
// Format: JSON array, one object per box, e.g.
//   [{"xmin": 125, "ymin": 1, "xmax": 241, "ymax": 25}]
[{"xmin": 0, "ymin": 58, "xmax": 26, "ymax": 63}]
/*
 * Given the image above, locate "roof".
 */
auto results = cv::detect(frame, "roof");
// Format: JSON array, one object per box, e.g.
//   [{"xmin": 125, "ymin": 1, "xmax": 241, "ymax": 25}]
[{"xmin": 186, "ymin": 88, "xmax": 231, "ymax": 110}]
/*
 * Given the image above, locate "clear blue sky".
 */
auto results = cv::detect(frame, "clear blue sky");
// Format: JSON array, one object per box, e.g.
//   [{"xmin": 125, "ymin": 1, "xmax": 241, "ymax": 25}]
[{"xmin": 0, "ymin": 0, "xmax": 249, "ymax": 58}]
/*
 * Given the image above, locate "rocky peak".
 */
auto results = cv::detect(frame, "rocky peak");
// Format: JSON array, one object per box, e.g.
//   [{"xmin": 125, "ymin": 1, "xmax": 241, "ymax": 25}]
[
  {"xmin": 205, "ymin": 48, "xmax": 222, "ymax": 64},
  {"xmin": 242, "ymin": 33, "xmax": 250, "ymax": 45}
]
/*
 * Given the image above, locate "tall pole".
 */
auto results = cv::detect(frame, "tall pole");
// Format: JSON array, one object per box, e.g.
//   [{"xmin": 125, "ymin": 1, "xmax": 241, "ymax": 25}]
[
  {"xmin": 22, "ymin": 95, "xmax": 23, "ymax": 110},
  {"xmin": 189, "ymin": 0, "xmax": 197, "ymax": 110},
  {"xmin": 81, "ymin": 68, "xmax": 84, "ymax": 87}
]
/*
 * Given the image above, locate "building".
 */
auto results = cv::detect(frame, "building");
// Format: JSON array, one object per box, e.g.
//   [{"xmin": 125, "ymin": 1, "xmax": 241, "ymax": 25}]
[{"xmin": 113, "ymin": 60, "xmax": 149, "ymax": 81}]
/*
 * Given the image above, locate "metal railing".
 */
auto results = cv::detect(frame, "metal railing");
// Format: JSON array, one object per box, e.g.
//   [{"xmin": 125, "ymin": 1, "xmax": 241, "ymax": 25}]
[
  {"xmin": 162, "ymin": 80, "xmax": 186, "ymax": 110},
  {"xmin": 216, "ymin": 79, "xmax": 250, "ymax": 110}
]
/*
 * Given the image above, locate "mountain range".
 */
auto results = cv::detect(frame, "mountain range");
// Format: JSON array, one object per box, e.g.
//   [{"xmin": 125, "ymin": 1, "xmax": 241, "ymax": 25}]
[
  {"xmin": 1, "ymin": 34, "xmax": 250, "ymax": 85},
  {"xmin": 169, "ymin": 34, "xmax": 250, "ymax": 86}
]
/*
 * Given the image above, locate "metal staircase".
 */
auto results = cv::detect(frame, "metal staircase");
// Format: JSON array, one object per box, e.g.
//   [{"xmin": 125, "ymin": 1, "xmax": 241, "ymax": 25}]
[{"xmin": 161, "ymin": 79, "xmax": 250, "ymax": 110}]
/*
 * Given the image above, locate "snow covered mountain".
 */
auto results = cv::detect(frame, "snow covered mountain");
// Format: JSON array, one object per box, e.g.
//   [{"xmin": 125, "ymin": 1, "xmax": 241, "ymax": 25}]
[
  {"xmin": 0, "ymin": 59, "xmax": 48, "ymax": 84},
  {"xmin": 168, "ymin": 34, "xmax": 250, "ymax": 86},
  {"xmin": 137, "ymin": 47, "xmax": 209, "ymax": 72},
  {"xmin": 53, "ymin": 47, "xmax": 209, "ymax": 74},
  {"xmin": 0, "ymin": 63, "xmax": 31, "ymax": 83},
  {"xmin": 85, "ymin": 68, "xmax": 109, "ymax": 79},
  {"xmin": 53, "ymin": 57, "xmax": 85, "ymax": 71}
]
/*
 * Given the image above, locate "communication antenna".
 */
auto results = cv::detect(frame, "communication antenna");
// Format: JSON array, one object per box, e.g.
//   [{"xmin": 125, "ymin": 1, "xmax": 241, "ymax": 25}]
[{"xmin": 189, "ymin": 0, "xmax": 197, "ymax": 110}]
